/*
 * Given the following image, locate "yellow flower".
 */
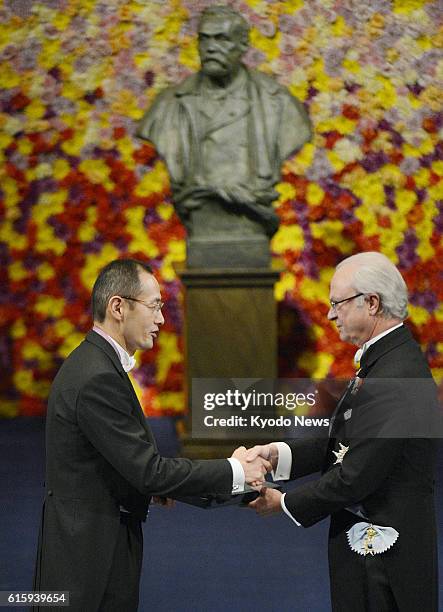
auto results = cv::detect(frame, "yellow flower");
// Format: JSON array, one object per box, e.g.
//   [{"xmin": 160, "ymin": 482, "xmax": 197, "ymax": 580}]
[
  {"xmin": 416, "ymin": 199, "xmax": 438, "ymax": 261},
  {"xmin": 374, "ymin": 76, "xmax": 397, "ymax": 109},
  {"xmin": 79, "ymin": 159, "xmax": 111, "ymax": 184},
  {"xmin": 38, "ymin": 39, "xmax": 61, "ymax": 70},
  {"xmin": 280, "ymin": 0, "xmax": 303, "ymax": 11},
  {"xmin": 2, "ymin": 177, "xmax": 20, "ymax": 208},
  {"xmin": 53, "ymin": 159, "xmax": 71, "ymax": 180},
  {"xmin": 432, "ymin": 161, "xmax": 443, "ymax": 177},
  {"xmin": 54, "ymin": 319, "xmax": 75, "ymax": 338},
  {"xmin": 331, "ymin": 15, "xmax": 353, "ymax": 37},
  {"xmin": 312, "ymin": 220, "xmax": 354, "ymax": 253},
  {"xmin": 157, "ymin": 332, "xmax": 182, "ymax": 384},
  {"xmin": 135, "ymin": 161, "xmax": 169, "ymax": 196},
  {"xmin": 78, "ymin": 207, "xmax": 97, "ymax": 243},
  {"xmin": 35, "ymin": 295, "xmax": 65, "ymax": 318},
  {"xmin": 435, "ymin": 305, "xmax": 443, "ymax": 323},
  {"xmin": 366, "ymin": 13, "xmax": 385, "ymax": 37},
  {"xmin": 157, "ymin": 202, "xmax": 175, "ymax": 221},
  {"xmin": 275, "ymin": 182, "xmax": 297, "ymax": 202},
  {"xmin": 306, "ymin": 183, "xmax": 324, "ymax": 206},
  {"xmin": 291, "ymin": 142, "xmax": 315, "ymax": 171},
  {"xmin": 22, "ymin": 341, "xmax": 53, "ymax": 368},
  {"xmin": 32, "ymin": 191, "xmax": 67, "ymax": 223},
  {"xmin": 299, "ymin": 276, "xmax": 330, "ymax": 303},
  {"xmin": 61, "ymin": 132, "xmax": 85, "ymax": 157},
  {"xmin": 0, "ymin": 401, "xmax": 18, "ymax": 418},
  {"xmin": 17, "ymin": 138, "xmax": 33, "ymax": 156},
  {"xmin": 81, "ymin": 244, "xmax": 121, "ymax": 291},
  {"xmin": 393, "ymin": 0, "xmax": 427, "ymax": 14},
  {"xmin": 0, "ymin": 223, "xmax": 27, "ymax": 249},
  {"xmin": 408, "ymin": 304, "xmax": 430, "ymax": 326},
  {"xmin": 250, "ymin": 29, "xmax": 282, "ymax": 61},
  {"xmin": 317, "ymin": 116, "xmax": 356, "ymax": 135},
  {"xmin": 156, "ymin": 391, "xmax": 184, "ymax": 414},
  {"xmin": 326, "ymin": 151, "xmax": 346, "ymax": 173},
  {"xmin": 13, "ymin": 370, "xmax": 34, "ymax": 393},
  {"xmin": 420, "ymin": 85, "xmax": 443, "ymax": 112},
  {"xmin": 11, "ymin": 319, "xmax": 26, "ymax": 339},
  {"xmin": 9, "ymin": 261, "xmax": 28, "ymax": 282},
  {"xmin": 299, "ymin": 351, "xmax": 334, "ymax": 379},
  {"xmin": 37, "ymin": 262, "xmax": 55, "ymax": 281},
  {"xmin": 116, "ymin": 136, "xmax": 137, "ymax": 168},
  {"xmin": 395, "ymin": 189, "xmax": 417, "ymax": 213},
  {"xmin": 59, "ymin": 333, "xmax": 84, "ymax": 359},
  {"xmin": 274, "ymin": 272, "xmax": 295, "ymax": 302},
  {"xmin": 159, "ymin": 240, "xmax": 186, "ymax": 282},
  {"xmin": 272, "ymin": 225, "xmax": 304, "ymax": 254},
  {"xmin": 179, "ymin": 39, "xmax": 199, "ymax": 71},
  {"xmin": 124, "ymin": 207, "xmax": 160, "ymax": 257},
  {"xmin": 0, "ymin": 63, "xmax": 20, "ymax": 88},
  {"xmin": 35, "ymin": 226, "xmax": 66, "ymax": 256},
  {"xmin": 52, "ymin": 11, "xmax": 71, "ymax": 30}
]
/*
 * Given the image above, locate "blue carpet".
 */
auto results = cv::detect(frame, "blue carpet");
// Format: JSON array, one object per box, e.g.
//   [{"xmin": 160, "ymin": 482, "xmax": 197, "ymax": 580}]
[{"xmin": 1, "ymin": 417, "xmax": 442, "ymax": 611}]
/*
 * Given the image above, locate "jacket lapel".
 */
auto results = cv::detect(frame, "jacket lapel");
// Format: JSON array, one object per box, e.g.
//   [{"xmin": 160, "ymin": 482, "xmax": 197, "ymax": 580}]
[
  {"xmin": 85, "ymin": 331, "xmax": 155, "ymax": 441},
  {"xmin": 359, "ymin": 325, "xmax": 411, "ymax": 376}
]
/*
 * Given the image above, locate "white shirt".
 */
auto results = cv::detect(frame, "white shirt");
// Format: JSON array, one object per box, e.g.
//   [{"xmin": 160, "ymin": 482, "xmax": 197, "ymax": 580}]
[
  {"xmin": 91, "ymin": 326, "xmax": 245, "ymax": 494},
  {"xmin": 278, "ymin": 323, "xmax": 404, "ymax": 526}
]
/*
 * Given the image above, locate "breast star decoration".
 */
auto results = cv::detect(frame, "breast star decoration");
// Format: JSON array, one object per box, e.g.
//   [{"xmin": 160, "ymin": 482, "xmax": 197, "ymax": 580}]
[{"xmin": 333, "ymin": 443, "xmax": 349, "ymax": 464}]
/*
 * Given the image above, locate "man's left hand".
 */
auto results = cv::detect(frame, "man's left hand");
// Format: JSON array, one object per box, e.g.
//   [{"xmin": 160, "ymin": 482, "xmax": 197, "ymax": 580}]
[{"xmin": 248, "ymin": 487, "xmax": 283, "ymax": 516}]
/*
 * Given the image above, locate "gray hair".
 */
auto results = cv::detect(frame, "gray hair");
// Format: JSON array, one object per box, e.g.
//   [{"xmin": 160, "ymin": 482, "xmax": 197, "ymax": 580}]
[
  {"xmin": 198, "ymin": 6, "xmax": 250, "ymax": 44},
  {"xmin": 92, "ymin": 259, "xmax": 153, "ymax": 323},
  {"xmin": 337, "ymin": 252, "xmax": 408, "ymax": 320}
]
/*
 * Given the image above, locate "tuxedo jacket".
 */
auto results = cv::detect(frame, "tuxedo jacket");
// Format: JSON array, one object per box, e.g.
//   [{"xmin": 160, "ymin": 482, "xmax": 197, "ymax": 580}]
[
  {"xmin": 34, "ymin": 331, "xmax": 232, "ymax": 612},
  {"xmin": 284, "ymin": 326, "xmax": 439, "ymax": 612}
]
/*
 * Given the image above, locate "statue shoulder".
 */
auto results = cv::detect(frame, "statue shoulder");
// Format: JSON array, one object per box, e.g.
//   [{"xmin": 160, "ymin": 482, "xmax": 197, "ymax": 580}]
[
  {"xmin": 248, "ymin": 69, "xmax": 287, "ymax": 96},
  {"xmin": 154, "ymin": 73, "xmax": 201, "ymax": 101}
]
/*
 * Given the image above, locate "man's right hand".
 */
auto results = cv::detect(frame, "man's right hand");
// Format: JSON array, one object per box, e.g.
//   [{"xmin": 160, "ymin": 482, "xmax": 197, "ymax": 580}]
[
  {"xmin": 245, "ymin": 444, "xmax": 279, "ymax": 472},
  {"xmin": 231, "ymin": 446, "xmax": 271, "ymax": 487}
]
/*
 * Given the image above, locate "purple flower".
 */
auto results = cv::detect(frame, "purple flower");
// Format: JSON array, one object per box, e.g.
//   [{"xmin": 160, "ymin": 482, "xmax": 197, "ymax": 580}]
[
  {"xmin": 324, "ymin": 46, "xmax": 347, "ymax": 77},
  {"xmin": 132, "ymin": 364, "xmax": 156, "ymax": 388},
  {"xmin": 306, "ymin": 151, "xmax": 334, "ymax": 181},
  {"xmin": 410, "ymin": 291, "xmax": 439, "ymax": 312},
  {"xmin": 384, "ymin": 185, "xmax": 396, "ymax": 210},
  {"xmin": 396, "ymin": 230, "xmax": 419, "ymax": 269},
  {"xmin": 361, "ymin": 151, "xmax": 389, "ymax": 173}
]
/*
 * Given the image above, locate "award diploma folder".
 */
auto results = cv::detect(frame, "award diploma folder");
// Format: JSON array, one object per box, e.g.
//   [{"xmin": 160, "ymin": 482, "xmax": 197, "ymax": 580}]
[{"xmin": 174, "ymin": 481, "xmax": 282, "ymax": 509}]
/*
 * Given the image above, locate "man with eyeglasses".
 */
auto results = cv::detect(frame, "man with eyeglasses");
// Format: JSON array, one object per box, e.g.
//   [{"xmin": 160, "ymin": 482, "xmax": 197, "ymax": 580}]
[
  {"xmin": 33, "ymin": 258, "xmax": 270, "ymax": 612},
  {"xmin": 246, "ymin": 251, "xmax": 439, "ymax": 612}
]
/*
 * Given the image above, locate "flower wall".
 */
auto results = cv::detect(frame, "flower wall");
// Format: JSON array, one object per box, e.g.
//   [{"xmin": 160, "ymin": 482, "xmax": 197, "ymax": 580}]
[{"xmin": 1, "ymin": 0, "xmax": 442, "ymax": 417}]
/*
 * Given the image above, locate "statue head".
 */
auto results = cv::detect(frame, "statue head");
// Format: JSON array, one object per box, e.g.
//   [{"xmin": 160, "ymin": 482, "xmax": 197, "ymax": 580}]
[{"xmin": 197, "ymin": 6, "xmax": 250, "ymax": 79}]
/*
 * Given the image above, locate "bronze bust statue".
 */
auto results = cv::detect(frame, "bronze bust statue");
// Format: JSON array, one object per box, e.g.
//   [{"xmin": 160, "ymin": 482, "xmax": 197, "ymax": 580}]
[{"xmin": 138, "ymin": 5, "xmax": 312, "ymax": 267}]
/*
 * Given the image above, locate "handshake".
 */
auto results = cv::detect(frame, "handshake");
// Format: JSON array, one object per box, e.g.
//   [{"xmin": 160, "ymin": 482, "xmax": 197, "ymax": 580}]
[
  {"xmin": 231, "ymin": 443, "xmax": 279, "ymax": 487},
  {"xmin": 230, "ymin": 444, "xmax": 284, "ymax": 515}
]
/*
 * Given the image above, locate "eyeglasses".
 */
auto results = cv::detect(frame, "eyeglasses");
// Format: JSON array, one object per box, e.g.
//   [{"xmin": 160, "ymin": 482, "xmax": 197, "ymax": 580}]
[
  {"xmin": 329, "ymin": 293, "xmax": 364, "ymax": 311},
  {"xmin": 121, "ymin": 296, "xmax": 164, "ymax": 312}
]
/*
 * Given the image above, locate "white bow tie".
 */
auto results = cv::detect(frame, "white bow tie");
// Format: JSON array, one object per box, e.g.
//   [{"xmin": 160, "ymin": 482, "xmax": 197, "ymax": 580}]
[{"xmin": 122, "ymin": 354, "xmax": 137, "ymax": 373}]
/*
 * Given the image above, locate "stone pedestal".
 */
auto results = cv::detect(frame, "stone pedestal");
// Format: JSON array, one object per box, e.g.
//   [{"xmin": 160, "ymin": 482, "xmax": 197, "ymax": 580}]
[{"xmin": 176, "ymin": 264, "xmax": 281, "ymax": 458}]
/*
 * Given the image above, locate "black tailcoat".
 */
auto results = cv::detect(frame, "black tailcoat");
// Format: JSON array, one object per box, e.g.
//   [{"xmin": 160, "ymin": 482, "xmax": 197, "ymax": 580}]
[
  {"xmin": 284, "ymin": 326, "xmax": 439, "ymax": 611},
  {"xmin": 33, "ymin": 331, "xmax": 232, "ymax": 611}
]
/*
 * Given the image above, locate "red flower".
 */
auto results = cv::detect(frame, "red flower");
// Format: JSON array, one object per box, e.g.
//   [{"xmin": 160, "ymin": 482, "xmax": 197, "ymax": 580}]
[{"xmin": 10, "ymin": 91, "xmax": 31, "ymax": 111}]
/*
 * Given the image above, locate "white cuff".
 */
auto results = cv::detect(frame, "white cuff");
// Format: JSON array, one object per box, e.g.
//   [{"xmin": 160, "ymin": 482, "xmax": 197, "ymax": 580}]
[
  {"xmin": 227, "ymin": 457, "xmax": 246, "ymax": 494},
  {"xmin": 272, "ymin": 442, "xmax": 292, "ymax": 480},
  {"xmin": 281, "ymin": 493, "xmax": 301, "ymax": 526}
]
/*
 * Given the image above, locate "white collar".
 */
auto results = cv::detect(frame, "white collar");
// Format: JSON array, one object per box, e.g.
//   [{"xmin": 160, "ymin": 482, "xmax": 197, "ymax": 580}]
[
  {"xmin": 354, "ymin": 322, "xmax": 404, "ymax": 365},
  {"xmin": 92, "ymin": 325, "xmax": 137, "ymax": 373}
]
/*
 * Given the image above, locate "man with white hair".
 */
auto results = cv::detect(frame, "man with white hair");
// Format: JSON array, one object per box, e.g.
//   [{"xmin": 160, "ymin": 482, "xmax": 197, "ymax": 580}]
[{"xmin": 247, "ymin": 252, "xmax": 439, "ymax": 611}]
